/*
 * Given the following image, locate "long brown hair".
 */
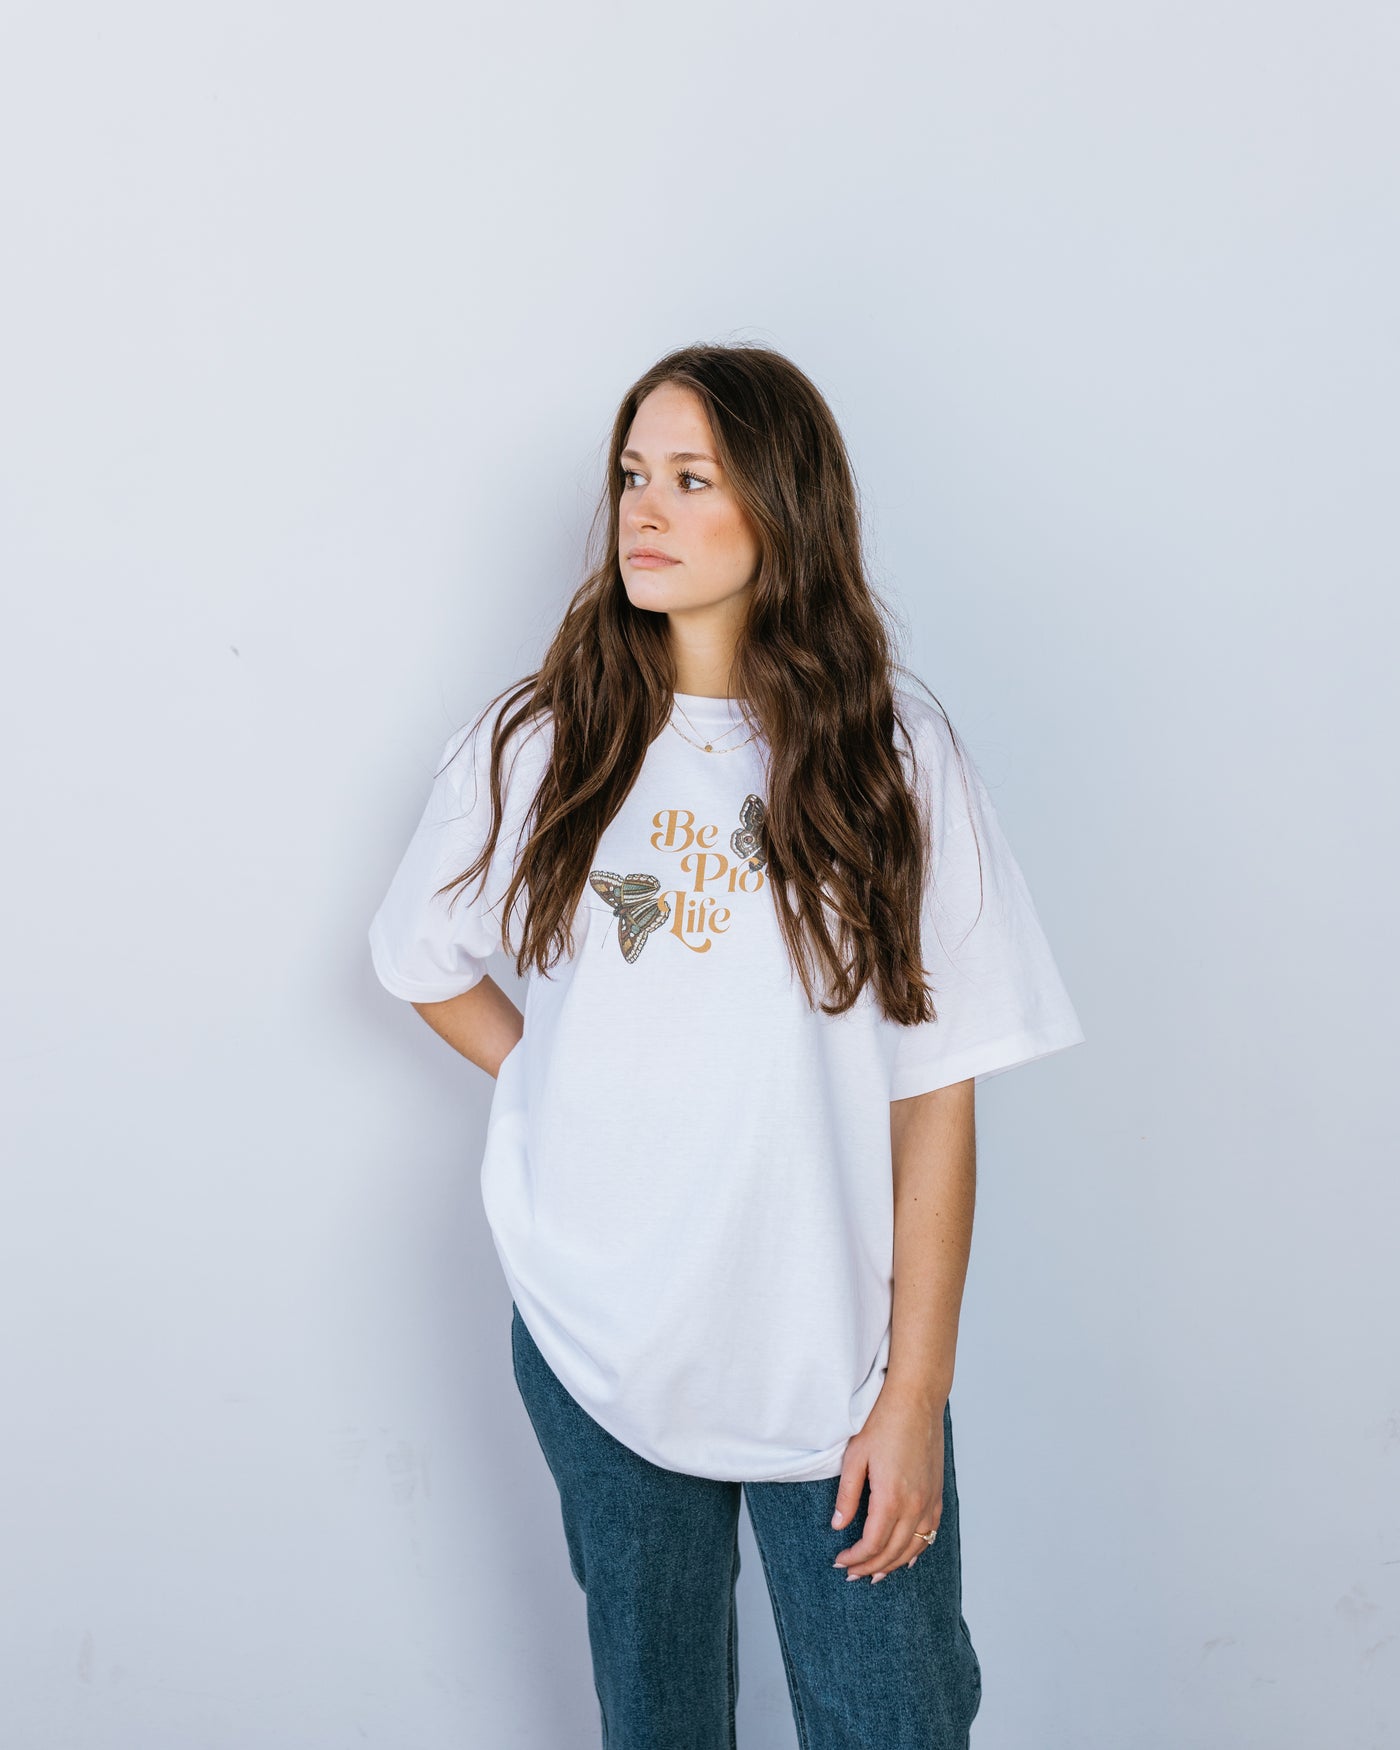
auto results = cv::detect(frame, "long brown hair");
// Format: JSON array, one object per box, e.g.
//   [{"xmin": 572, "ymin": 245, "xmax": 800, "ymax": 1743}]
[{"xmin": 437, "ymin": 341, "xmax": 980, "ymax": 1025}]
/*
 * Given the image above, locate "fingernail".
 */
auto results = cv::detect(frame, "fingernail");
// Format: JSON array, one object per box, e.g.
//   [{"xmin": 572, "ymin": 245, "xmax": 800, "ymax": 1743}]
[
  {"xmin": 846, "ymin": 1572, "xmax": 860, "ymax": 1583},
  {"xmin": 831, "ymin": 1512, "xmax": 843, "ymax": 1527},
  {"xmin": 872, "ymin": 1573, "xmax": 886, "ymax": 1585}
]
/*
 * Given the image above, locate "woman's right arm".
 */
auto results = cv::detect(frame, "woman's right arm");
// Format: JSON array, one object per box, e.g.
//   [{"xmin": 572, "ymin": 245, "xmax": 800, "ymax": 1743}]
[{"xmin": 410, "ymin": 976, "xmax": 523, "ymax": 1079}]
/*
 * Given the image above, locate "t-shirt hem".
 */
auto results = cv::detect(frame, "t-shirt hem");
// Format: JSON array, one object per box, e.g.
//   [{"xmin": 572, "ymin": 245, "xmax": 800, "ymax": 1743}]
[
  {"xmin": 505, "ymin": 1296, "xmax": 853, "ymax": 1483},
  {"xmin": 889, "ymin": 1021, "xmax": 1086, "ymax": 1101},
  {"xmin": 607, "ymin": 1436, "xmax": 849, "ymax": 1485}
]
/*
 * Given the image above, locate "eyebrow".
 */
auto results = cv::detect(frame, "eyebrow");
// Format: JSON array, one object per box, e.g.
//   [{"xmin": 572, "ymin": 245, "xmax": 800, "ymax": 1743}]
[{"xmin": 620, "ymin": 448, "xmax": 718, "ymax": 465}]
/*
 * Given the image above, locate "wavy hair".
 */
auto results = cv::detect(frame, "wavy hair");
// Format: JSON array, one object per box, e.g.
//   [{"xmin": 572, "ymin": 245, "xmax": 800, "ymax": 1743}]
[{"xmin": 436, "ymin": 341, "xmax": 980, "ymax": 1024}]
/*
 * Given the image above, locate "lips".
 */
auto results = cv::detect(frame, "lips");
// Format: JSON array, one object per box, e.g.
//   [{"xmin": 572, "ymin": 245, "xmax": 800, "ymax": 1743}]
[{"xmin": 628, "ymin": 548, "xmax": 678, "ymax": 563}]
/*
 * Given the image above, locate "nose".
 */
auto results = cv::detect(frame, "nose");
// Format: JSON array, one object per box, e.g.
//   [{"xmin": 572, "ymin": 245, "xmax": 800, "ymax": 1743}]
[{"xmin": 626, "ymin": 478, "xmax": 666, "ymax": 532}]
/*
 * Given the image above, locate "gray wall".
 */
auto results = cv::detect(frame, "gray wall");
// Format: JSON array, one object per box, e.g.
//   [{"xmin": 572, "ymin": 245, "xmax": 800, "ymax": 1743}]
[{"xmin": 2, "ymin": 3, "xmax": 1395, "ymax": 1746}]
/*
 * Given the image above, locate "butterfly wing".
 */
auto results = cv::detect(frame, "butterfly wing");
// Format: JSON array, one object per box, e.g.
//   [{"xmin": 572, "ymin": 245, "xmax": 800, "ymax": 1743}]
[
  {"xmin": 730, "ymin": 793, "xmax": 768, "ymax": 871},
  {"xmin": 589, "ymin": 869, "xmax": 671, "ymax": 963},
  {"xmin": 588, "ymin": 870, "xmax": 627, "ymax": 911}
]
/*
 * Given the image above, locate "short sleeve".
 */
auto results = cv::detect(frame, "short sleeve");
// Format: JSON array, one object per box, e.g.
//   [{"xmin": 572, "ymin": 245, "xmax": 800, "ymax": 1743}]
[
  {"xmin": 368, "ymin": 713, "xmax": 536, "ymax": 1003},
  {"xmin": 888, "ymin": 706, "xmax": 1086, "ymax": 1100}
]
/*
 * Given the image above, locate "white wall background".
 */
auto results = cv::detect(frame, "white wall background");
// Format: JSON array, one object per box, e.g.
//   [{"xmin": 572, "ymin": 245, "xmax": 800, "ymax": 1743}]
[{"xmin": 2, "ymin": 2, "xmax": 1396, "ymax": 1746}]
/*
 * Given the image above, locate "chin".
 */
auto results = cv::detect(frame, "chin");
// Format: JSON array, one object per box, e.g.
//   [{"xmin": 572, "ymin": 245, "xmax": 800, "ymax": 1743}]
[{"xmin": 621, "ymin": 575, "xmax": 685, "ymax": 611}]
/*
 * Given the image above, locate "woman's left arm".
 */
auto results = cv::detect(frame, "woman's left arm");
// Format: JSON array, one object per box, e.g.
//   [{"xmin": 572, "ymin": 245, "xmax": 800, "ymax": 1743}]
[{"xmin": 830, "ymin": 1078, "xmax": 976, "ymax": 1581}]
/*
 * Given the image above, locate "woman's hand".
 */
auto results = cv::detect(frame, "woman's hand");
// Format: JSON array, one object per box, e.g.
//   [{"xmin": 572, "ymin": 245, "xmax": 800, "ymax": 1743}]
[{"xmin": 830, "ymin": 1382, "xmax": 945, "ymax": 1582}]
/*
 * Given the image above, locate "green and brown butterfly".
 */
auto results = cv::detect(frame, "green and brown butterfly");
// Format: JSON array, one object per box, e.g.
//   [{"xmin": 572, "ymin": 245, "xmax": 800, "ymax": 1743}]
[{"xmin": 588, "ymin": 871, "xmax": 671, "ymax": 963}]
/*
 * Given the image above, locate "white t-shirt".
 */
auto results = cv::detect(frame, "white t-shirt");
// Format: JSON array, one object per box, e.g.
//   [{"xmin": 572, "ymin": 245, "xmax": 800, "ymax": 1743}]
[{"xmin": 368, "ymin": 686, "xmax": 1085, "ymax": 1482}]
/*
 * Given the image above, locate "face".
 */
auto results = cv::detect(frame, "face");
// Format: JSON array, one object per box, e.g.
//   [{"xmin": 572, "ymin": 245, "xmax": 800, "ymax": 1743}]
[{"xmin": 616, "ymin": 383, "xmax": 761, "ymax": 617}]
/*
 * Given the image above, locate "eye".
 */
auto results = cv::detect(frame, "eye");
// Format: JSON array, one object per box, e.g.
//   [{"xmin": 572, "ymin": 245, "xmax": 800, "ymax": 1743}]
[{"xmin": 619, "ymin": 467, "xmax": 712, "ymax": 492}]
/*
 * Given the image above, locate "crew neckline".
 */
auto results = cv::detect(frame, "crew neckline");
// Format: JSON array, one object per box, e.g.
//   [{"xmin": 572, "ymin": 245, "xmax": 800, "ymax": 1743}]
[{"xmin": 671, "ymin": 689, "xmax": 745, "ymax": 719}]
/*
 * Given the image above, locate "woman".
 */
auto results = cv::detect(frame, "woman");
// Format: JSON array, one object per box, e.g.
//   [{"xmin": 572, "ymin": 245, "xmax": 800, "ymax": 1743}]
[{"xmin": 368, "ymin": 342, "xmax": 1085, "ymax": 1748}]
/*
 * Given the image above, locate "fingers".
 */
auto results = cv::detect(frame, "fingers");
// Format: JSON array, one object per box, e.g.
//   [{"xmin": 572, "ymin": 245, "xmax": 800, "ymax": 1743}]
[
  {"xmin": 835, "ymin": 1504, "xmax": 942, "ymax": 1582},
  {"xmin": 837, "ymin": 1508, "xmax": 918, "ymax": 1580},
  {"xmin": 888, "ymin": 1526, "xmax": 937, "ymax": 1574},
  {"xmin": 830, "ymin": 1451, "xmax": 868, "ymax": 1532},
  {"xmin": 833, "ymin": 1499, "xmax": 900, "ymax": 1577}
]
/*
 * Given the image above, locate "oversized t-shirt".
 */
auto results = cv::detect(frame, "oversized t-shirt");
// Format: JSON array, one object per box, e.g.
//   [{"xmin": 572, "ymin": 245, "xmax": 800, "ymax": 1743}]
[{"xmin": 368, "ymin": 686, "xmax": 1085, "ymax": 1482}]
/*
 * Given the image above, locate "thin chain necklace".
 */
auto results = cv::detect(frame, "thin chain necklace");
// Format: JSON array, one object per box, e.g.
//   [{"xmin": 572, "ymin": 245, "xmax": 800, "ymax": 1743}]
[{"xmin": 667, "ymin": 696, "xmax": 756, "ymax": 754}]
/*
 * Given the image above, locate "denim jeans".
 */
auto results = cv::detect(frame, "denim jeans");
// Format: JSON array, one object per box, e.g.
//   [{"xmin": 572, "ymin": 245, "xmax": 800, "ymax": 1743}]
[{"xmin": 510, "ymin": 1301, "xmax": 982, "ymax": 1749}]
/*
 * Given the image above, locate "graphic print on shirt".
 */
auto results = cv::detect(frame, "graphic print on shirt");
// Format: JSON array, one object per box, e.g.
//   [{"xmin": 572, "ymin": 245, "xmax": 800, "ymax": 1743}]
[
  {"xmin": 589, "ymin": 793, "xmax": 768, "ymax": 962},
  {"xmin": 585, "ymin": 872, "xmax": 670, "ymax": 964},
  {"xmin": 730, "ymin": 792, "xmax": 767, "ymax": 873}
]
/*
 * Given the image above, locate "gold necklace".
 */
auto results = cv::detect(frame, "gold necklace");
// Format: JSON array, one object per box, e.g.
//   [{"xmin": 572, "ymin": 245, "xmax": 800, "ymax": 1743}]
[{"xmin": 667, "ymin": 698, "xmax": 756, "ymax": 754}]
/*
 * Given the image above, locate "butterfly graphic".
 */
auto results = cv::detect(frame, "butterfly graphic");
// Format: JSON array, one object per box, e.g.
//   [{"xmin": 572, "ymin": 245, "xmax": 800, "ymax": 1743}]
[
  {"xmin": 731, "ymin": 793, "xmax": 768, "ymax": 872},
  {"xmin": 588, "ymin": 870, "xmax": 671, "ymax": 963}
]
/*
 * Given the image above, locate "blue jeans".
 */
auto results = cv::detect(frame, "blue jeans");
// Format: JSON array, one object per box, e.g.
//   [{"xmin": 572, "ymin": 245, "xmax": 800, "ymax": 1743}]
[{"xmin": 510, "ymin": 1301, "xmax": 983, "ymax": 1748}]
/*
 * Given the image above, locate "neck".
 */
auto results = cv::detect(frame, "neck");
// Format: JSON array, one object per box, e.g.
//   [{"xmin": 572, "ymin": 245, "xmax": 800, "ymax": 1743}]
[{"xmin": 665, "ymin": 620, "xmax": 743, "ymax": 700}]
